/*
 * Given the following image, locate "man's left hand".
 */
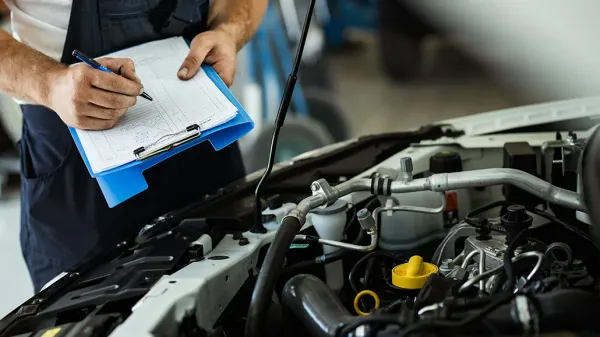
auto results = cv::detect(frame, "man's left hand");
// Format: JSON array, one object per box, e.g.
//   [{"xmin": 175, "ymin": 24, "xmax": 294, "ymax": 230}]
[{"xmin": 178, "ymin": 29, "xmax": 237, "ymax": 86}]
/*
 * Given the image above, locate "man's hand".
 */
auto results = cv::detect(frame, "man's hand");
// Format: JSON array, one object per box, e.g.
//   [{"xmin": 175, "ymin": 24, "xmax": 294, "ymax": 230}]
[
  {"xmin": 178, "ymin": 28, "xmax": 237, "ymax": 86},
  {"xmin": 48, "ymin": 58, "xmax": 143, "ymax": 130}
]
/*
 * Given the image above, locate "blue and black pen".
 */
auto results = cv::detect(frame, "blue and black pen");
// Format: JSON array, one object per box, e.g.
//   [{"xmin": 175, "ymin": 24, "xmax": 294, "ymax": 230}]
[{"xmin": 72, "ymin": 49, "xmax": 153, "ymax": 101}]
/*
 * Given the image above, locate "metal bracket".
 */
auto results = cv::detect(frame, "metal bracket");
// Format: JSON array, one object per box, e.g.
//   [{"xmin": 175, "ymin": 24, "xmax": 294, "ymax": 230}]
[{"xmin": 310, "ymin": 179, "xmax": 336, "ymax": 206}]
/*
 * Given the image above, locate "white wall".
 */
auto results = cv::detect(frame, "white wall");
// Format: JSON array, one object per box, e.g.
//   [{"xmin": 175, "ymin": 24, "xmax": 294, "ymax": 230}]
[{"xmin": 0, "ymin": 196, "xmax": 33, "ymax": 317}]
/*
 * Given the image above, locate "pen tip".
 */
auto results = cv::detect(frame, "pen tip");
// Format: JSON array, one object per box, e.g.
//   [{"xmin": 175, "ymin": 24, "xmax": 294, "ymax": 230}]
[{"xmin": 141, "ymin": 92, "xmax": 153, "ymax": 101}]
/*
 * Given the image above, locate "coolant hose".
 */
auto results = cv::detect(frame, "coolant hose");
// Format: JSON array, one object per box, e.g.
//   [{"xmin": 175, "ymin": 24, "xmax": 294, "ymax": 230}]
[
  {"xmin": 245, "ymin": 216, "xmax": 302, "ymax": 337},
  {"xmin": 282, "ymin": 274, "xmax": 353, "ymax": 337}
]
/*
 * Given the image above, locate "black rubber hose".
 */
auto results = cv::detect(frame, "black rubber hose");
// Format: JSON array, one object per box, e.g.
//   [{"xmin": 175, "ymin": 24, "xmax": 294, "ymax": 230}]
[
  {"xmin": 526, "ymin": 204, "xmax": 598, "ymax": 249},
  {"xmin": 491, "ymin": 224, "xmax": 559, "ymax": 295},
  {"xmin": 397, "ymin": 291, "xmax": 515, "ymax": 337},
  {"xmin": 245, "ymin": 216, "xmax": 302, "ymax": 337},
  {"xmin": 282, "ymin": 274, "xmax": 354, "ymax": 337},
  {"xmin": 499, "ymin": 228, "xmax": 531, "ymax": 292},
  {"xmin": 349, "ymin": 251, "xmax": 406, "ymax": 294},
  {"xmin": 503, "ymin": 233, "xmax": 522, "ymax": 291},
  {"xmin": 363, "ymin": 257, "xmax": 378, "ymax": 290},
  {"xmin": 464, "ymin": 200, "xmax": 510, "ymax": 227},
  {"xmin": 393, "ymin": 289, "xmax": 600, "ymax": 336},
  {"xmin": 487, "ymin": 289, "xmax": 600, "ymax": 333},
  {"xmin": 281, "ymin": 259, "xmax": 317, "ymax": 276}
]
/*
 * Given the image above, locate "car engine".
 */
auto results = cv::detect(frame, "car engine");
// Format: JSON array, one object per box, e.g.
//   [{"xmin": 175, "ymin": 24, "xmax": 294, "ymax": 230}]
[{"xmin": 1, "ymin": 110, "xmax": 600, "ymax": 337}]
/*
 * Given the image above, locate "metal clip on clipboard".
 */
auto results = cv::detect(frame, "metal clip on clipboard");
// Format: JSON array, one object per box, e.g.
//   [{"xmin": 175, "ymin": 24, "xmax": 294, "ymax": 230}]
[{"xmin": 133, "ymin": 124, "xmax": 201, "ymax": 161}]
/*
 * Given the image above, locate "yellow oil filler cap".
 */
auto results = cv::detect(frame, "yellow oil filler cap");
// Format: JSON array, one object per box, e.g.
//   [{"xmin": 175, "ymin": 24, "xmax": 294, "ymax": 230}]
[{"xmin": 392, "ymin": 255, "xmax": 438, "ymax": 289}]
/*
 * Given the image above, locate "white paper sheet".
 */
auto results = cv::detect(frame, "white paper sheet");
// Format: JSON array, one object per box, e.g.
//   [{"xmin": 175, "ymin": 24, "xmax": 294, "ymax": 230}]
[{"xmin": 75, "ymin": 37, "xmax": 238, "ymax": 174}]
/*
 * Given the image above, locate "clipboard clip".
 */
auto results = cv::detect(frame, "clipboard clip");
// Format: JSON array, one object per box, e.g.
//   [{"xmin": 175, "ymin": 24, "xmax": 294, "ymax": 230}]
[{"xmin": 133, "ymin": 124, "xmax": 201, "ymax": 161}]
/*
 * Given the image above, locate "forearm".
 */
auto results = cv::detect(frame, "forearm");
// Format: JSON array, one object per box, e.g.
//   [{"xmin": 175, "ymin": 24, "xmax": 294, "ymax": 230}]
[
  {"xmin": 208, "ymin": 0, "xmax": 268, "ymax": 50},
  {"xmin": 0, "ymin": 30, "xmax": 65, "ymax": 105}
]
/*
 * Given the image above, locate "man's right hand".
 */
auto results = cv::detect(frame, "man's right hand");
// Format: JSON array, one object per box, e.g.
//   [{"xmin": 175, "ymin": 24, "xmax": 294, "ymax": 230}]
[{"xmin": 48, "ymin": 57, "xmax": 143, "ymax": 130}]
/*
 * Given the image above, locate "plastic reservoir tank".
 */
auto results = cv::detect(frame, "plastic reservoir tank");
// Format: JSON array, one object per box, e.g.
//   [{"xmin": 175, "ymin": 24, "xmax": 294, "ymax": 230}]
[
  {"xmin": 263, "ymin": 195, "xmax": 349, "ymax": 292},
  {"xmin": 378, "ymin": 152, "xmax": 472, "ymax": 252},
  {"xmin": 310, "ymin": 199, "xmax": 348, "ymax": 292}
]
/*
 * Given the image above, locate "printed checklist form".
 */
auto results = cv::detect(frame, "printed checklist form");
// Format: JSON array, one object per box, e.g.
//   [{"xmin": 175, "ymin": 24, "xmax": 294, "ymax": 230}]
[{"xmin": 74, "ymin": 37, "xmax": 238, "ymax": 174}]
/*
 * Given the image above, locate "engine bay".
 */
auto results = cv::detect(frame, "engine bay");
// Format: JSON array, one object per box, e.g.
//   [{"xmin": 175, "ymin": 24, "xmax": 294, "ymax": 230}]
[{"xmin": 2, "ymin": 113, "xmax": 600, "ymax": 337}]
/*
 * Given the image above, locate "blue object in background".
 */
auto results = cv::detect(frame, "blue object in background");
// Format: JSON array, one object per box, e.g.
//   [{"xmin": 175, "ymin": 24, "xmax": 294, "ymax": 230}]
[
  {"xmin": 325, "ymin": 0, "xmax": 379, "ymax": 48},
  {"xmin": 250, "ymin": 5, "xmax": 309, "ymax": 120}
]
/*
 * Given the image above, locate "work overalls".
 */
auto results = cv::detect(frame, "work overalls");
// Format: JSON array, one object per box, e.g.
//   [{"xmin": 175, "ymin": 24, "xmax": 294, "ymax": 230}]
[{"xmin": 19, "ymin": 0, "xmax": 245, "ymax": 292}]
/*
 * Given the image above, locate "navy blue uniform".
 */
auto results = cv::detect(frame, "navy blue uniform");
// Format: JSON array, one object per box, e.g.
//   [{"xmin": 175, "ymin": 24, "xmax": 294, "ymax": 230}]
[{"xmin": 19, "ymin": 0, "xmax": 245, "ymax": 292}]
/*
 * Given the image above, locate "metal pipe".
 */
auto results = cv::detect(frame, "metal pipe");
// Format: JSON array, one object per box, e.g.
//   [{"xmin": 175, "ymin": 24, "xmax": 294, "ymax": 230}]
[
  {"xmin": 372, "ymin": 193, "xmax": 447, "ymax": 218},
  {"xmin": 461, "ymin": 249, "xmax": 481, "ymax": 269},
  {"xmin": 458, "ymin": 261, "xmax": 500, "ymax": 294},
  {"xmin": 461, "ymin": 248, "xmax": 486, "ymax": 291},
  {"xmin": 287, "ymin": 168, "xmax": 584, "ymax": 227},
  {"xmin": 338, "ymin": 179, "xmax": 373, "ymax": 194},
  {"xmin": 432, "ymin": 223, "xmax": 477, "ymax": 265},
  {"xmin": 479, "ymin": 249, "xmax": 486, "ymax": 292},
  {"xmin": 287, "ymin": 179, "xmax": 372, "ymax": 224},
  {"xmin": 418, "ymin": 303, "xmax": 443, "ymax": 316},
  {"xmin": 318, "ymin": 233, "xmax": 377, "ymax": 252},
  {"xmin": 391, "ymin": 168, "xmax": 585, "ymax": 212},
  {"xmin": 520, "ymin": 251, "xmax": 545, "ymax": 289},
  {"xmin": 459, "ymin": 251, "xmax": 544, "ymax": 293},
  {"xmin": 294, "ymin": 232, "xmax": 378, "ymax": 252},
  {"xmin": 452, "ymin": 252, "xmax": 464, "ymax": 265}
]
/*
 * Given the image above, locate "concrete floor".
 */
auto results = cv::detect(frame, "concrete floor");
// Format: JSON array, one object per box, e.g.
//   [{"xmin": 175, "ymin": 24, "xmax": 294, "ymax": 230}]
[{"xmin": 0, "ymin": 35, "xmax": 522, "ymax": 317}]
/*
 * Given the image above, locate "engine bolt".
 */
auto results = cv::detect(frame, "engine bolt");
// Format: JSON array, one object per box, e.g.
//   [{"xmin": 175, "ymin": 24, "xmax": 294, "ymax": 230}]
[
  {"xmin": 399, "ymin": 157, "xmax": 414, "ymax": 181},
  {"xmin": 572, "ymin": 259, "xmax": 584, "ymax": 270},
  {"xmin": 439, "ymin": 258, "xmax": 455, "ymax": 276},
  {"xmin": 441, "ymin": 259, "xmax": 454, "ymax": 269}
]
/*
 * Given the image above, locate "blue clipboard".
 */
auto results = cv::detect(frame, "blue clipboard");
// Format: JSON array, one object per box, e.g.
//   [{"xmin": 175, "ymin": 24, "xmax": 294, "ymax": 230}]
[{"xmin": 68, "ymin": 64, "xmax": 254, "ymax": 208}]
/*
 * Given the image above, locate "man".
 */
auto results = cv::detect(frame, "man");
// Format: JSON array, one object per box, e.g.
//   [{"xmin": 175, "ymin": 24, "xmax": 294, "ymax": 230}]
[{"xmin": 0, "ymin": 0, "xmax": 268, "ymax": 292}]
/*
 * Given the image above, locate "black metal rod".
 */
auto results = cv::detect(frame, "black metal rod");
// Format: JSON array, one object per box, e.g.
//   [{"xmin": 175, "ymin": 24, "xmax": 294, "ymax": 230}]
[{"xmin": 252, "ymin": 0, "xmax": 317, "ymax": 233}]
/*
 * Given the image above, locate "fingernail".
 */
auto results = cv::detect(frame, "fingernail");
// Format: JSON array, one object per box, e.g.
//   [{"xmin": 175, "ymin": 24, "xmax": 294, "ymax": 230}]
[
  {"xmin": 139, "ymin": 87, "xmax": 145, "ymax": 95},
  {"xmin": 178, "ymin": 68, "xmax": 189, "ymax": 78}
]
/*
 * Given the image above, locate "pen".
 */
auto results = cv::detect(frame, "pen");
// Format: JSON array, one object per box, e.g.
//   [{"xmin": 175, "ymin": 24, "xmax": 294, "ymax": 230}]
[{"xmin": 72, "ymin": 49, "xmax": 153, "ymax": 101}]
